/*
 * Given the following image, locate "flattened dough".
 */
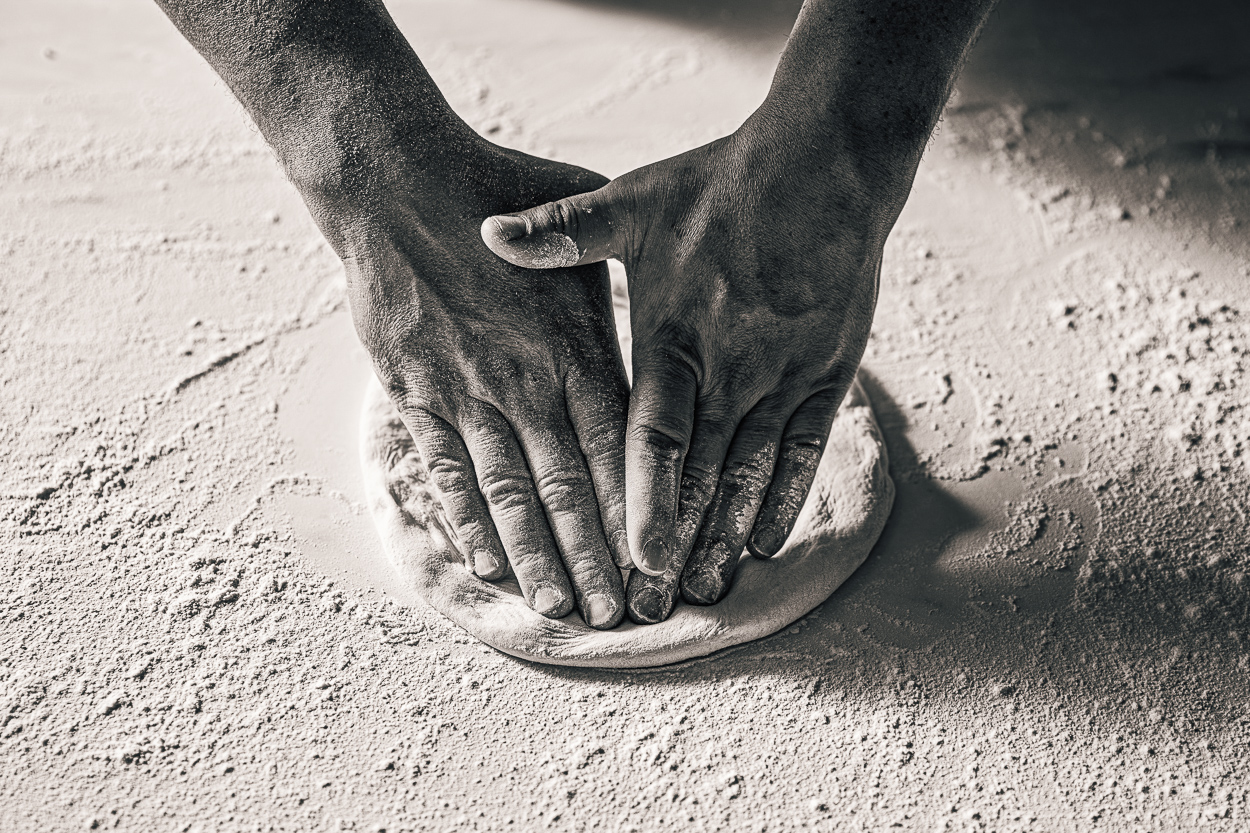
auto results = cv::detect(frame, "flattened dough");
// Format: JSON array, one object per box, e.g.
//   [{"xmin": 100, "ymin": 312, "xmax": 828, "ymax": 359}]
[{"xmin": 360, "ymin": 374, "xmax": 894, "ymax": 668}]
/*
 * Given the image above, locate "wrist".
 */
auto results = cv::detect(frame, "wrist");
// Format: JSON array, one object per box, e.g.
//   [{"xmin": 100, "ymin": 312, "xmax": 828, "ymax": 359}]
[
  {"xmin": 732, "ymin": 102, "xmax": 915, "ymax": 242},
  {"xmin": 743, "ymin": 0, "xmax": 995, "ymax": 202},
  {"xmin": 261, "ymin": 62, "xmax": 480, "ymax": 206},
  {"xmin": 160, "ymin": 0, "xmax": 479, "ymax": 204}
]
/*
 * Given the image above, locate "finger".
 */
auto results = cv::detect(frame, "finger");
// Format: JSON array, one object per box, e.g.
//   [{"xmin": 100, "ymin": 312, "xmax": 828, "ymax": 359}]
[
  {"xmin": 680, "ymin": 406, "xmax": 787, "ymax": 605},
  {"xmin": 456, "ymin": 401, "xmax": 575, "ymax": 619},
  {"xmin": 746, "ymin": 387, "xmax": 847, "ymax": 560},
  {"xmin": 566, "ymin": 362, "xmax": 632, "ymax": 569},
  {"xmin": 406, "ymin": 409, "xmax": 508, "ymax": 580},
  {"xmin": 513, "ymin": 413, "xmax": 626, "ymax": 630},
  {"xmin": 625, "ymin": 566, "xmax": 676, "ymax": 626},
  {"xmin": 625, "ymin": 408, "xmax": 736, "ymax": 624},
  {"xmin": 480, "ymin": 183, "xmax": 625, "ymax": 269},
  {"xmin": 625, "ymin": 355, "xmax": 699, "ymax": 577}
]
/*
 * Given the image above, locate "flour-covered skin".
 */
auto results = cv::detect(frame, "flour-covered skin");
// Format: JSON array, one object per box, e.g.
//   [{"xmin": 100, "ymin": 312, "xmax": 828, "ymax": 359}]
[
  {"xmin": 487, "ymin": 128, "xmax": 884, "ymax": 622},
  {"xmin": 485, "ymin": 0, "xmax": 998, "ymax": 622},
  {"xmin": 360, "ymin": 373, "xmax": 893, "ymax": 666},
  {"xmin": 155, "ymin": 0, "xmax": 630, "ymax": 628}
]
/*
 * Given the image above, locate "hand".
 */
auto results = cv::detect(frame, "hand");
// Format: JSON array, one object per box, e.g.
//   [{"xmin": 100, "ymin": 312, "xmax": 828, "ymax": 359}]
[
  {"xmin": 160, "ymin": 0, "xmax": 981, "ymax": 629},
  {"xmin": 307, "ymin": 134, "xmax": 632, "ymax": 630},
  {"xmin": 482, "ymin": 111, "xmax": 913, "ymax": 623}
]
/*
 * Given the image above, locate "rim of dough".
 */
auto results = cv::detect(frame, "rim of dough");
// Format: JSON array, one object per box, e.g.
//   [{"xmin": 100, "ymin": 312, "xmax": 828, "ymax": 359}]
[{"xmin": 359, "ymin": 374, "xmax": 894, "ymax": 669}]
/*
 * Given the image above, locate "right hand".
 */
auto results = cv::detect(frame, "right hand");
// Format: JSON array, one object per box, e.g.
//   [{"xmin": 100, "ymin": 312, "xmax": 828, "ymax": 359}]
[
  {"xmin": 304, "ymin": 136, "xmax": 631, "ymax": 630},
  {"xmin": 481, "ymin": 114, "xmax": 904, "ymax": 624}
]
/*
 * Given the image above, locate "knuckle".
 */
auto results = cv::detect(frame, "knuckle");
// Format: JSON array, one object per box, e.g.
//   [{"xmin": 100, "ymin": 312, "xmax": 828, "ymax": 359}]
[
  {"xmin": 355, "ymin": 316, "xmax": 393, "ymax": 356},
  {"xmin": 696, "ymin": 398, "xmax": 738, "ymax": 430},
  {"xmin": 678, "ymin": 466, "xmax": 718, "ymax": 508},
  {"xmin": 640, "ymin": 339, "xmax": 705, "ymax": 389},
  {"xmin": 758, "ymin": 465, "xmax": 816, "ymax": 527},
  {"xmin": 695, "ymin": 524, "xmax": 737, "ymax": 549},
  {"xmin": 783, "ymin": 436, "xmax": 827, "ymax": 466},
  {"xmin": 556, "ymin": 199, "xmax": 580, "ymax": 238},
  {"xmin": 680, "ymin": 452, "xmax": 721, "ymax": 486},
  {"xmin": 628, "ymin": 423, "xmax": 687, "ymax": 462},
  {"xmin": 576, "ymin": 410, "xmax": 625, "ymax": 452},
  {"xmin": 533, "ymin": 469, "xmax": 590, "ymax": 512},
  {"xmin": 730, "ymin": 438, "xmax": 779, "ymax": 479},
  {"xmin": 382, "ymin": 440, "xmax": 416, "ymax": 478},
  {"xmin": 540, "ymin": 199, "xmax": 580, "ymax": 239},
  {"xmin": 749, "ymin": 390, "xmax": 794, "ymax": 422},
  {"xmin": 477, "ymin": 470, "xmax": 535, "ymax": 512},
  {"xmin": 720, "ymin": 458, "xmax": 772, "ymax": 494},
  {"xmin": 425, "ymin": 454, "xmax": 472, "ymax": 486}
]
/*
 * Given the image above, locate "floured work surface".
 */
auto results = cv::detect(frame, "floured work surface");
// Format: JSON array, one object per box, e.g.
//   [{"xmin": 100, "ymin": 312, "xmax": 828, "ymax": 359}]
[{"xmin": 360, "ymin": 373, "xmax": 894, "ymax": 668}]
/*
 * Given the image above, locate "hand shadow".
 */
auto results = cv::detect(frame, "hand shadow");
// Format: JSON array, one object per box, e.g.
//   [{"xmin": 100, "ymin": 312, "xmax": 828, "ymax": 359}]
[{"xmin": 531, "ymin": 367, "xmax": 1243, "ymax": 732}]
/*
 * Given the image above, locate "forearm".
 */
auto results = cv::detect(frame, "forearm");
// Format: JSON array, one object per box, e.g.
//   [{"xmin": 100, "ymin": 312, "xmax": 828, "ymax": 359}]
[
  {"xmin": 755, "ymin": 0, "xmax": 997, "ymax": 184},
  {"xmin": 154, "ymin": 0, "xmax": 475, "ymax": 198}
]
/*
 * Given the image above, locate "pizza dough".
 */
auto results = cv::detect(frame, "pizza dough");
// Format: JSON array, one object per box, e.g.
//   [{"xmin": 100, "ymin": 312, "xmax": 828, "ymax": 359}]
[{"xmin": 360, "ymin": 374, "xmax": 894, "ymax": 668}]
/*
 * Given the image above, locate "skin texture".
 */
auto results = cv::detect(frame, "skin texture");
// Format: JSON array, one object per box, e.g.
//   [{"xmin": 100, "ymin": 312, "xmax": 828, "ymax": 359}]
[
  {"xmin": 361, "ymin": 372, "xmax": 894, "ymax": 667},
  {"xmin": 339, "ymin": 146, "xmax": 632, "ymax": 629},
  {"xmin": 154, "ymin": 0, "xmax": 632, "ymax": 628},
  {"xmin": 157, "ymin": 0, "xmax": 996, "ymax": 628},
  {"xmin": 483, "ymin": 0, "xmax": 998, "ymax": 623}
]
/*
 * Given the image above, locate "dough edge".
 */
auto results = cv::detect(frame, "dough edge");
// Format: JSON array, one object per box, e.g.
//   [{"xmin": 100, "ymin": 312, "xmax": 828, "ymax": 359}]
[{"xmin": 359, "ymin": 373, "xmax": 894, "ymax": 669}]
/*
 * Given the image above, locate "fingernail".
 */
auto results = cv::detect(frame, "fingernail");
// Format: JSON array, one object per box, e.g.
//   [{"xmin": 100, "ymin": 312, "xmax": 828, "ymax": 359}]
[
  {"xmin": 533, "ymin": 585, "xmax": 566, "ymax": 617},
  {"xmin": 639, "ymin": 538, "xmax": 668, "ymax": 575},
  {"xmin": 473, "ymin": 549, "xmax": 499, "ymax": 577},
  {"xmin": 747, "ymin": 532, "xmax": 782, "ymax": 560},
  {"xmin": 490, "ymin": 214, "xmax": 529, "ymax": 241},
  {"xmin": 628, "ymin": 587, "xmax": 668, "ymax": 624},
  {"xmin": 611, "ymin": 531, "xmax": 632, "ymax": 568},
  {"xmin": 583, "ymin": 593, "xmax": 616, "ymax": 629},
  {"xmin": 682, "ymin": 570, "xmax": 722, "ymax": 605}
]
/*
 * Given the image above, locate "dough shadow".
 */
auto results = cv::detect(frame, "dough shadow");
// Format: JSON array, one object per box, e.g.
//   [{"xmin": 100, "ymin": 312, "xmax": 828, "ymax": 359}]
[
  {"xmin": 517, "ymin": 372, "xmax": 1242, "ymax": 727},
  {"xmin": 516, "ymin": 373, "xmax": 992, "ymax": 683},
  {"xmin": 520, "ymin": 1, "xmax": 1249, "ymax": 720}
]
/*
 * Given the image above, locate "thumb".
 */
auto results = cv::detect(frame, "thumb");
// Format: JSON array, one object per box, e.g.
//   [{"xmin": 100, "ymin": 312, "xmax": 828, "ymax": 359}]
[{"xmin": 481, "ymin": 187, "xmax": 623, "ymax": 269}]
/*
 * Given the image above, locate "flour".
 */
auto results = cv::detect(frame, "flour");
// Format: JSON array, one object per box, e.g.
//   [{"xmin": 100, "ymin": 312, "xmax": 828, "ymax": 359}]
[
  {"xmin": 2, "ymin": 0, "xmax": 1248, "ymax": 829},
  {"xmin": 518, "ymin": 230, "xmax": 580, "ymax": 269},
  {"xmin": 359, "ymin": 374, "xmax": 892, "ymax": 667}
]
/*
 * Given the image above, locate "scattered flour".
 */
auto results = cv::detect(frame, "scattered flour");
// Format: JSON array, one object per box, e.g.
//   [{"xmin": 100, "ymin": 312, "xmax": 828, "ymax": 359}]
[{"xmin": 0, "ymin": 0, "xmax": 1247, "ymax": 830}]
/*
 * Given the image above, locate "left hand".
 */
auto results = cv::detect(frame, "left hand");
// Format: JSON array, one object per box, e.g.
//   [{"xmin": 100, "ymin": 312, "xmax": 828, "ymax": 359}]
[{"xmin": 481, "ymin": 110, "xmax": 913, "ymax": 623}]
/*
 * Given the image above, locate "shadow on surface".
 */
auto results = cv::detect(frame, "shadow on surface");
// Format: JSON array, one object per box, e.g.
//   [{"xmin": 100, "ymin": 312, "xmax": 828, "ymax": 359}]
[
  {"xmin": 523, "ymin": 367, "xmax": 1243, "ymax": 729},
  {"xmin": 561, "ymin": 0, "xmax": 1250, "ymax": 106},
  {"xmin": 491, "ymin": 0, "xmax": 1250, "ymax": 722},
  {"xmin": 560, "ymin": 0, "xmax": 1250, "ymax": 181}
]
